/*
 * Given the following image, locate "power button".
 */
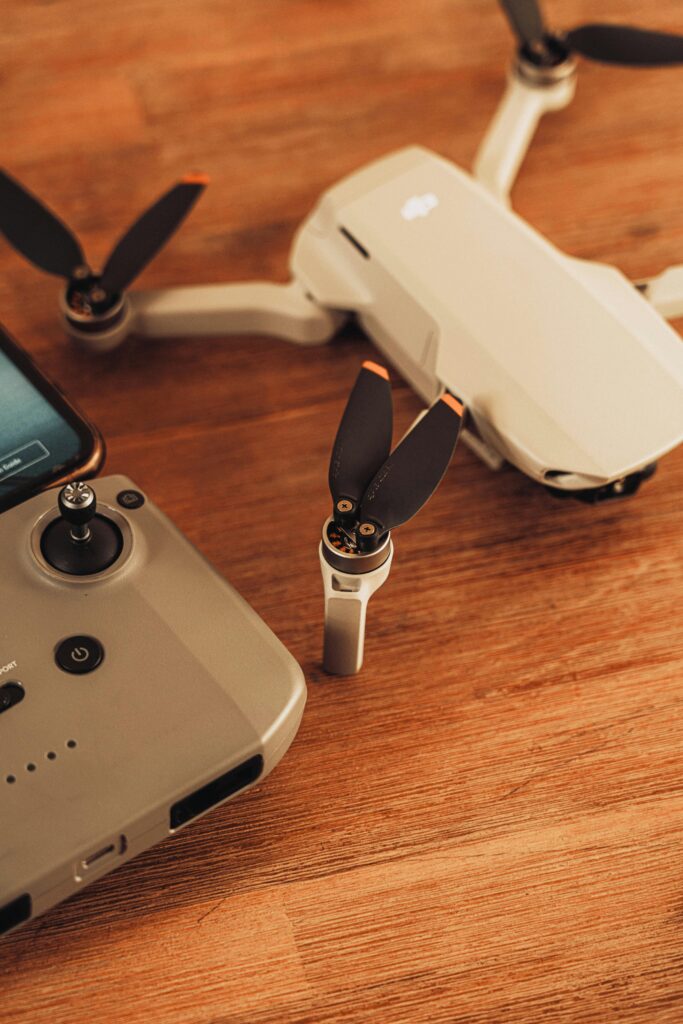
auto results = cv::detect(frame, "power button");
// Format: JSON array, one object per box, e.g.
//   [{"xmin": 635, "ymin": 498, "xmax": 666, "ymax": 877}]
[{"xmin": 55, "ymin": 636, "xmax": 104, "ymax": 675}]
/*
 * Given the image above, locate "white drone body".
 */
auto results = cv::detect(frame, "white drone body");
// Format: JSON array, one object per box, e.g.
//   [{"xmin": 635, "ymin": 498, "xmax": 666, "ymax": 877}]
[
  {"xmin": 68, "ymin": 56, "xmax": 683, "ymax": 500},
  {"xmin": 292, "ymin": 141, "xmax": 683, "ymax": 493}
]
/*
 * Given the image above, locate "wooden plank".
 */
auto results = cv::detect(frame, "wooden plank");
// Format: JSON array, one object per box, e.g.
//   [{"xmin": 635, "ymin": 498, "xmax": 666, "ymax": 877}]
[{"xmin": 1, "ymin": 1, "xmax": 682, "ymax": 1021}]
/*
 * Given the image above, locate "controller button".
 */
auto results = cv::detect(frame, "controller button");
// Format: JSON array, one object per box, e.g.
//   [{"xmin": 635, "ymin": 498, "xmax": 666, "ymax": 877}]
[
  {"xmin": 55, "ymin": 636, "xmax": 104, "ymax": 675},
  {"xmin": 0, "ymin": 682, "xmax": 24, "ymax": 714},
  {"xmin": 117, "ymin": 490, "xmax": 145, "ymax": 510}
]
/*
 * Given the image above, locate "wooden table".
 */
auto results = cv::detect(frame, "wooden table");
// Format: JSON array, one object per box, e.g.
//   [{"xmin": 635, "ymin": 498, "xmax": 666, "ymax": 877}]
[{"xmin": 2, "ymin": 2, "xmax": 682, "ymax": 1021}]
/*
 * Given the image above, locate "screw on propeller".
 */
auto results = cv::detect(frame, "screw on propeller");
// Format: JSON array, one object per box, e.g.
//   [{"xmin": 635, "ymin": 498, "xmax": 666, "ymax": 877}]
[
  {"xmin": 498, "ymin": 0, "xmax": 683, "ymax": 67},
  {"xmin": 328, "ymin": 362, "xmax": 464, "ymax": 552},
  {"xmin": 0, "ymin": 169, "xmax": 208, "ymax": 320}
]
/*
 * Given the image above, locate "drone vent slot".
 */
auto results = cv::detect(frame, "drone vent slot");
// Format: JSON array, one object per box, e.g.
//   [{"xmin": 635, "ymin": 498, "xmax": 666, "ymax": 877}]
[{"xmin": 339, "ymin": 226, "xmax": 370, "ymax": 259}]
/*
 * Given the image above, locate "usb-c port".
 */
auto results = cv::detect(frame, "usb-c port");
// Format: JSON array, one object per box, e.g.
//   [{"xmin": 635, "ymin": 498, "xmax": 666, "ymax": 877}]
[{"xmin": 74, "ymin": 835, "xmax": 127, "ymax": 881}]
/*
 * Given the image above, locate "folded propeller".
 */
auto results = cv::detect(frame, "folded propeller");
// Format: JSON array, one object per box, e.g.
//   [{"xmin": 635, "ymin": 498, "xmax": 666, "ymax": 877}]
[
  {"xmin": 0, "ymin": 169, "xmax": 207, "ymax": 321},
  {"xmin": 499, "ymin": 0, "xmax": 683, "ymax": 68},
  {"xmin": 328, "ymin": 361, "xmax": 464, "ymax": 552},
  {"xmin": 320, "ymin": 361, "xmax": 464, "ymax": 675}
]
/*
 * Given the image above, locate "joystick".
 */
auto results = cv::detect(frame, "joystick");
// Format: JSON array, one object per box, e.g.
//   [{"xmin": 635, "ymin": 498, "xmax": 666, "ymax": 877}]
[
  {"xmin": 58, "ymin": 481, "xmax": 97, "ymax": 542},
  {"xmin": 40, "ymin": 481, "xmax": 124, "ymax": 576}
]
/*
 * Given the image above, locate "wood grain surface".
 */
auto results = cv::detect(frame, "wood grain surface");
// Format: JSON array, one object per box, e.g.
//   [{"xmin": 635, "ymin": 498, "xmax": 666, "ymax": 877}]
[{"xmin": 1, "ymin": 1, "xmax": 683, "ymax": 1021}]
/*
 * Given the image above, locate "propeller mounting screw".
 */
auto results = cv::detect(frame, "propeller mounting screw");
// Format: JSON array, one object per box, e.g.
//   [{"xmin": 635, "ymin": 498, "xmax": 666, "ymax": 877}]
[
  {"xmin": 90, "ymin": 286, "xmax": 107, "ymax": 304},
  {"xmin": 359, "ymin": 523, "xmax": 376, "ymax": 537},
  {"xmin": 73, "ymin": 265, "xmax": 90, "ymax": 281},
  {"xmin": 337, "ymin": 500, "xmax": 353, "ymax": 514}
]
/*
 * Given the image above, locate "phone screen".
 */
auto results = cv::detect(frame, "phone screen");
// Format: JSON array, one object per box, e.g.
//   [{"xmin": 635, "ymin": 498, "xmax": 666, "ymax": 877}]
[{"xmin": 0, "ymin": 327, "xmax": 103, "ymax": 512}]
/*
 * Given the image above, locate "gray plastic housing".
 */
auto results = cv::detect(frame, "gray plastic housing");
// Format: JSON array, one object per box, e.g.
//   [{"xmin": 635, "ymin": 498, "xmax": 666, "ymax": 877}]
[
  {"xmin": 290, "ymin": 146, "xmax": 683, "ymax": 489},
  {"xmin": 0, "ymin": 476, "xmax": 306, "ymax": 936}
]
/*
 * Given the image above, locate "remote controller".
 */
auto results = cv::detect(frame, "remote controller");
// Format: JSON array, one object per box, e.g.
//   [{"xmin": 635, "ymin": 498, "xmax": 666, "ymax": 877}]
[{"xmin": 0, "ymin": 476, "xmax": 306, "ymax": 937}]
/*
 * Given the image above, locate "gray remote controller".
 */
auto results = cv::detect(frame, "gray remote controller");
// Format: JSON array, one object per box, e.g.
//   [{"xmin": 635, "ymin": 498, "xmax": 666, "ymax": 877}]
[{"xmin": 0, "ymin": 475, "xmax": 306, "ymax": 937}]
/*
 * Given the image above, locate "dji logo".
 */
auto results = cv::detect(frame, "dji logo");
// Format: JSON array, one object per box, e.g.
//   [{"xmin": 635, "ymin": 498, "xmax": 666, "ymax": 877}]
[{"xmin": 401, "ymin": 193, "xmax": 439, "ymax": 221}]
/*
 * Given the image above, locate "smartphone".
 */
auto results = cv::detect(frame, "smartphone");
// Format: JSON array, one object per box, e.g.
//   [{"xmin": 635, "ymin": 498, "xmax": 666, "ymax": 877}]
[{"xmin": 0, "ymin": 324, "xmax": 104, "ymax": 513}]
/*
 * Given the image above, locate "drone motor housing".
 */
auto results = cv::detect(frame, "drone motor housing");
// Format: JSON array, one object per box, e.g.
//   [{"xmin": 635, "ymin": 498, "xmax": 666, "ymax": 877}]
[{"xmin": 291, "ymin": 146, "xmax": 683, "ymax": 493}]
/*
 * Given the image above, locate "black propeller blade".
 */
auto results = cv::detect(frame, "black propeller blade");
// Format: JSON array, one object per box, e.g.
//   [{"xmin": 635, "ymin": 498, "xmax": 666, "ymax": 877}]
[
  {"xmin": 498, "ymin": 0, "xmax": 683, "ymax": 68},
  {"xmin": 0, "ymin": 169, "xmax": 86, "ymax": 279},
  {"xmin": 566, "ymin": 25, "xmax": 683, "ymax": 67},
  {"xmin": 358, "ymin": 393, "xmax": 464, "ymax": 547},
  {"xmin": 0, "ymin": 169, "xmax": 208, "ymax": 311},
  {"xmin": 328, "ymin": 363, "xmax": 464, "ymax": 550},
  {"xmin": 498, "ymin": 0, "xmax": 545, "ymax": 52},
  {"xmin": 329, "ymin": 360, "xmax": 393, "ymax": 520},
  {"xmin": 100, "ymin": 175, "xmax": 208, "ymax": 295}
]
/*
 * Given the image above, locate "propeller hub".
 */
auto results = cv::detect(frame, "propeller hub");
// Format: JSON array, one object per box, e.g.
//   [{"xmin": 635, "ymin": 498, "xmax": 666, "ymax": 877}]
[
  {"xmin": 321, "ymin": 517, "xmax": 391, "ymax": 574},
  {"xmin": 515, "ymin": 35, "xmax": 576, "ymax": 85},
  {"xmin": 60, "ymin": 274, "xmax": 127, "ymax": 334}
]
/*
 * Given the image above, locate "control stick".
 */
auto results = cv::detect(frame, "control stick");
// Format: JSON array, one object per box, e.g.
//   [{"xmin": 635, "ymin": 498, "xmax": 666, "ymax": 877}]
[
  {"xmin": 59, "ymin": 482, "xmax": 97, "ymax": 542},
  {"xmin": 41, "ymin": 481, "xmax": 123, "ymax": 576}
]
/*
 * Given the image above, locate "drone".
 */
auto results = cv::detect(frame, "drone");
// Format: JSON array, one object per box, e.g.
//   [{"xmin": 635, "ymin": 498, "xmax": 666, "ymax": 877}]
[{"xmin": 1, "ymin": 0, "xmax": 683, "ymax": 504}]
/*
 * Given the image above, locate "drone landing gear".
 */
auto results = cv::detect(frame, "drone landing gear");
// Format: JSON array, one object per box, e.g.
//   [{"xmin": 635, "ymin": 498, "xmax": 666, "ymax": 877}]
[{"xmin": 545, "ymin": 463, "xmax": 658, "ymax": 504}]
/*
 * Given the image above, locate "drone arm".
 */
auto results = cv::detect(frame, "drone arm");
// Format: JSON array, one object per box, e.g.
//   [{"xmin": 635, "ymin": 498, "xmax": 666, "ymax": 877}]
[
  {"xmin": 129, "ymin": 279, "xmax": 345, "ymax": 345},
  {"xmin": 319, "ymin": 542, "xmax": 393, "ymax": 676},
  {"xmin": 473, "ymin": 67, "xmax": 576, "ymax": 203},
  {"xmin": 640, "ymin": 266, "xmax": 683, "ymax": 320}
]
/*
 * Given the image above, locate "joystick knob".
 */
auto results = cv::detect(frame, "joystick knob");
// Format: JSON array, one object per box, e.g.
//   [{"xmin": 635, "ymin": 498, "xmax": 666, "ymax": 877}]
[
  {"xmin": 59, "ymin": 482, "xmax": 97, "ymax": 543},
  {"xmin": 40, "ymin": 481, "xmax": 124, "ymax": 576}
]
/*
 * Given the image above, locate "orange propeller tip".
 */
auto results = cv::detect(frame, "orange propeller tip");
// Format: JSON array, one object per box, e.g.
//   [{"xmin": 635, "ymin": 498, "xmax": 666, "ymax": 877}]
[
  {"xmin": 182, "ymin": 172, "xmax": 210, "ymax": 186},
  {"xmin": 362, "ymin": 360, "xmax": 389, "ymax": 380},
  {"xmin": 441, "ymin": 393, "xmax": 464, "ymax": 417}
]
